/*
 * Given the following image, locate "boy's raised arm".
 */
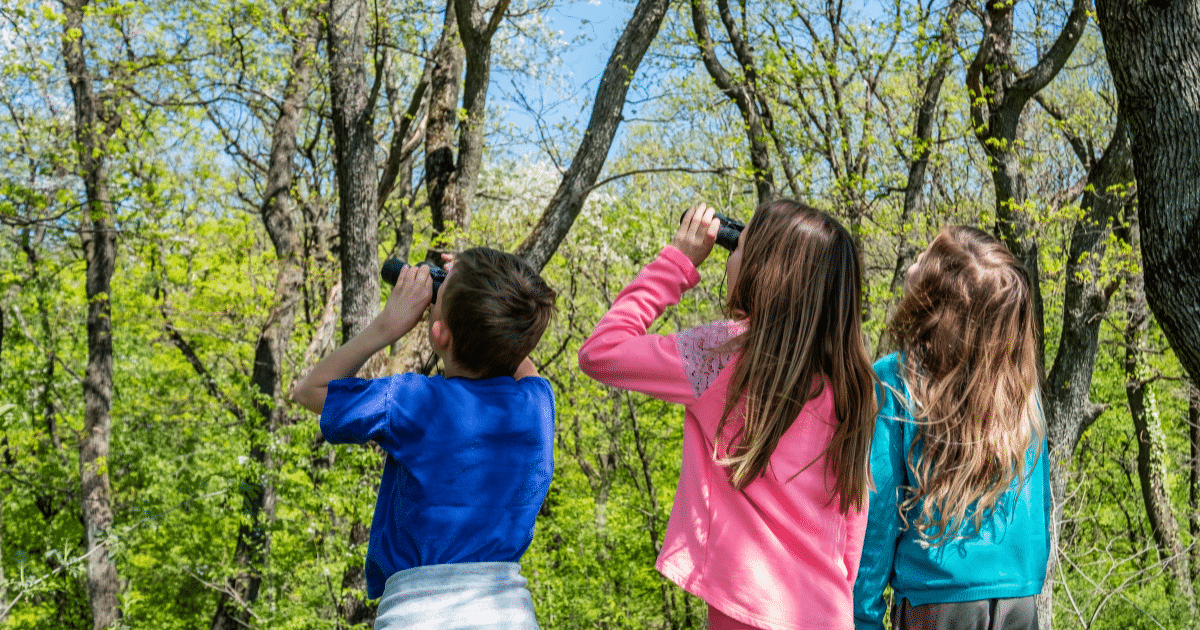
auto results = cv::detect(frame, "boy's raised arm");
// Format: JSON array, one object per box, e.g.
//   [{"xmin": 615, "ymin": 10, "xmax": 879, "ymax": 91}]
[{"xmin": 292, "ymin": 266, "xmax": 433, "ymax": 414}]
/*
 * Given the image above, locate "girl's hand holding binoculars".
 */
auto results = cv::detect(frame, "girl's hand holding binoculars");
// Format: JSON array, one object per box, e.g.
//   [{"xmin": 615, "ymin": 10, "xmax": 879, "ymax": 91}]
[{"xmin": 672, "ymin": 203, "xmax": 720, "ymax": 268}]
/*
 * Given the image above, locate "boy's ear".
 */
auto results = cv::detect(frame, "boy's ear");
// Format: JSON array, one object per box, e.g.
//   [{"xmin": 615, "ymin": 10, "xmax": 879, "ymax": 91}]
[{"xmin": 430, "ymin": 319, "xmax": 452, "ymax": 353}]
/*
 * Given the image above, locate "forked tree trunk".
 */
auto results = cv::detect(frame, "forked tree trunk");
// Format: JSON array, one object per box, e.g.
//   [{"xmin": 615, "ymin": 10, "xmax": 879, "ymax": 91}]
[
  {"xmin": 966, "ymin": 0, "xmax": 1090, "ymax": 376},
  {"xmin": 453, "ymin": 0, "xmax": 510, "ymax": 226},
  {"xmin": 61, "ymin": 1, "xmax": 121, "ymax": 627},
  {"xmin": 425, "ymin": 1, "xmax": 465, "ymax": 258}
]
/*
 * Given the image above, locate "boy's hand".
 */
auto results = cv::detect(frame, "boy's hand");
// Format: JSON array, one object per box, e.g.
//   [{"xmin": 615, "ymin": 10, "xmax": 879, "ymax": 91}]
[
  {"xmin": 671, "ymin": 203, "xmax": 720, "ymax": 268},
  {"xmin": 377, "ymin": 264, "xmax": 433, "ymax": 341}
]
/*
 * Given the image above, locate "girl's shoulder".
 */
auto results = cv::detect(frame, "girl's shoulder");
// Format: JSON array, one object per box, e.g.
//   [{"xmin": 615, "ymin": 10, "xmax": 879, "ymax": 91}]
[
  {"xmin": 872, "ymin": 352, "xmax": 913, "ymax": 416},
  {"xmin": 872, "ymin": 352, "xmax": 905, "ymax": 383},
  {"xmin": 676, "ymin": 319, "xmax": 746, "ymax": 398}
]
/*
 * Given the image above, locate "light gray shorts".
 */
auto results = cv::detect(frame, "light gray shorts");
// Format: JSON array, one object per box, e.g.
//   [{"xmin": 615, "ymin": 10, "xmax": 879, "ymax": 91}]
[{"xmin": 374, "ymin": 562, "xmax": 540, "ymax": 630}]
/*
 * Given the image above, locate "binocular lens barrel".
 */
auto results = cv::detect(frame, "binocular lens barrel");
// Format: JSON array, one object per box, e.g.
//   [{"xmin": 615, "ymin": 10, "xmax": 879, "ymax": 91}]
[
  {"xmin": 380, "ymin": 259, "xmax": 446, "ymax": 303},
  {"xmin": 679, "ymin": 211, "xmax": 745, "ymax": 251}
]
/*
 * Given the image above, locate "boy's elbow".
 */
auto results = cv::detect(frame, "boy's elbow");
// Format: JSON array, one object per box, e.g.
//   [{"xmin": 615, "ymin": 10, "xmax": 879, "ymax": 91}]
[{"xmin": 290, "ymin": 382, "xmax": 326, "ymax": 415}]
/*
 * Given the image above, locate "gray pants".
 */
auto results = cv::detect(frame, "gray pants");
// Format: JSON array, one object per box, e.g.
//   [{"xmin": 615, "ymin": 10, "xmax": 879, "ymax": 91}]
[
  {"xmin": 374, "ymin": 562, "xmax": 540, "ymax": 630},
  {"xmin": 893, "ymin": 597, "xmax": 1038, "ymax": 630}
]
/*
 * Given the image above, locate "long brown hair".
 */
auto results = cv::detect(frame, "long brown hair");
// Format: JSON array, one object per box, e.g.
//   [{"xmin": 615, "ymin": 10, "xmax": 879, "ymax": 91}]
[
  {"xmin": 717, "ymin": 199, "xmax": 877, "ymax": 513},
  {"xmin": 889, "ymin": 226, "xmax": 1043, "ymax": 544}
]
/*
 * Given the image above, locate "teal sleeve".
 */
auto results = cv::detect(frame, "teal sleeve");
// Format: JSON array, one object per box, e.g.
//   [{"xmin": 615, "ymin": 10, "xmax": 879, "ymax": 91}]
[{"xmin": 854, "ymin": 358, "xmax": 909, "ymax": 630}]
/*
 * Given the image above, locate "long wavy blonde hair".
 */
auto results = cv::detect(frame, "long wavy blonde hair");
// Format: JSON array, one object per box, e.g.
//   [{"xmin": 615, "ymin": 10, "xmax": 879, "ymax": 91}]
[
  {"xmin": 717, "ymin": 199, "xmax": 877, "ymax": 513},
  {"xmin": 889, "ymin": 225, "xmax": 1043, "ymax": 544}
]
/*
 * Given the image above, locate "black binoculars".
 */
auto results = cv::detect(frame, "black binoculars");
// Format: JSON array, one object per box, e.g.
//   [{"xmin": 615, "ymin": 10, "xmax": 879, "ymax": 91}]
[
  {"xmin": 679, "ymin": 210, "xmax": 744, "ymax": 251},
  {"xmin": 381, "ymin": 259, "xmax": 447, "ymax": 303}
]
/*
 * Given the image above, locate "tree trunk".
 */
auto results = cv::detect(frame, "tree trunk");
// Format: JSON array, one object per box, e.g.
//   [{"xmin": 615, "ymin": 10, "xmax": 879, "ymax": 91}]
[
  {"xmin": 425, "ymin": 2, "xmax": 465, "ymax": 258},
  {"xmin": 516, "ymin": 0, "xmax": 672, "ymax": 271},
  {"xmin": 1124, "ymin": 225, "xmax": 1194, "ymax": 601},
  {"xmin": 1096, "ymin": 0, "xmax": 1200, "ymax": 390},
  {"xmin": 690, "ymin": 0, "xmax": 776, "ymax": 204},
  {"xmin": 1038, "ymin": 116, "xmax": 1134, "ymax": 624},
  {"xmin": 453, "ymin": 0, "xmax": 510, "ymax": 225},
  {"xmin": 422, "ymin": 0, "xmax": 510, "ymax": 256},
  {"xmin": 329, "ymin": 0, "xmax": 380, "ymax": 341},
  {"xmin": 964, "ymin": 2, "xmax": 1091, "ymax": 625},
  {"xmin": 966, "ymin": 0, "xmax": 1090, "ymax": 378},
  {"xmin": 209, "ymin": 13, "xmax": 317, "ymax": 630},
  {"xmin": 62, "ymin": 2, "xmax": 122, "ymax": 627}
]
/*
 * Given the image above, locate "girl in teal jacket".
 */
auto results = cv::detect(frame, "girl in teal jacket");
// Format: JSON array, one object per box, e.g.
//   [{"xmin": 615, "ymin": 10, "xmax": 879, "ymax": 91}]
[{"xmin": 853, "ymin": 226, "xmax": 1051, "ymax": 630}]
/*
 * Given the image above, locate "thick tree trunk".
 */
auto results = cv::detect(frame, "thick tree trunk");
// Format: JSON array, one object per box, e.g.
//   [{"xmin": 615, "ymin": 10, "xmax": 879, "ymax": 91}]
[
  {"xmin": 1124, "ymin": 234, "xmax": 1194, "ymax": 600},
  {"xmin": 209, "ymin": 15, "xmax": 317, "ymax": 630},
  {"xmin": 516, "ymin": 0, "xmax": 672, "ymax": 271},
  {"xmin": 1096, "ymin": 0, "xmax": 1200, "ymax": 389},
  {"xmin": 329, "ymin": 0, "xmax": 380, "ymax": 341},
  {"xmin": 62, "ymin": 2, "xmax": 121, "ymax": 628}
]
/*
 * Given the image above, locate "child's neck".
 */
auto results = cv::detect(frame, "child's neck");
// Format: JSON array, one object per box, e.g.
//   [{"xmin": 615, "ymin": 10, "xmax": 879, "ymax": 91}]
[{"xmin": 440, "ymin": 354, "xmax": 488, "ymax": 380}]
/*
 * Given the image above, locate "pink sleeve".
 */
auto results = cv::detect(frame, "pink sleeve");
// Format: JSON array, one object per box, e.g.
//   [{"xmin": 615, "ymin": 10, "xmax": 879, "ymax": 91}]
[{"xmin": 577, "ymin": 246, "xmax": 700, "ymax": 405}]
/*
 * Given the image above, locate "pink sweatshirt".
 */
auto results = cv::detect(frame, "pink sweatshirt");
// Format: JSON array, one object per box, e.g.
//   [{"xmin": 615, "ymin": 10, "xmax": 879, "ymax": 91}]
[{"xmin": 578, "ymin": 246, "xmax": 866, "ymax": 630}]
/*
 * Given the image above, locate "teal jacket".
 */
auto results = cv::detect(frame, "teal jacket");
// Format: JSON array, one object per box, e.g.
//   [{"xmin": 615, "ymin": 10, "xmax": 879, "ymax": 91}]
[{"xmin": 852, "ymin": 353, "xmax": 1051, "ymax": 629}]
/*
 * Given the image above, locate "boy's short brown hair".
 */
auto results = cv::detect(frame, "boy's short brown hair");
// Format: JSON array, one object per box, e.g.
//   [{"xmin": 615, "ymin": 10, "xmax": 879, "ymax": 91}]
[{"xmin": 441, "ymin": 247, "xmax": 557, "ymax": 378}]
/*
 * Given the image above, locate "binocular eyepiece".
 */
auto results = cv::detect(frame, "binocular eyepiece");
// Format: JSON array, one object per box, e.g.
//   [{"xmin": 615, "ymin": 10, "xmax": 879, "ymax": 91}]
[
  {"xmin": 680, "ymin": 210, "xmax": 744, "ymax": 251},
  {"xmin": 381, "ymin": 259, "xmax": 447, "ymax": 303}
]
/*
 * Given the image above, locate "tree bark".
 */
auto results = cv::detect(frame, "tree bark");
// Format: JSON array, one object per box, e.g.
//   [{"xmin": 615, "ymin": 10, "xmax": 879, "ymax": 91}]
[
  {"xmin": 516, "ymin": 0, "xmax": 672, "ymax": 271},
  {"xmin": 1123, "ymin": 215, "xmax": 1194, "ymax": 600},
  {"xmin": 453, "ymin": 0, "xmax": 510, "ymax": 224},
  {"xmin": 425, "ymin": 0, "xmax": 465, "ymax": 259},
  {"xmin": 1096, "ymin": 0, "xmax": 1200, "ymax": 393},
  {"xmin": 209, "ymin": 13, "xmax": 317, "ymax": 630},
  {"xmin": 329, "ymin": 0, "xmax": 380, "ymax": 341},
  {"xmin": 61, "ymin": 1, "xmax": 122, "ymax": 627},
  {"xmin": 965, "ymin": 0, "xmax": 1090, "ymax": 377}
]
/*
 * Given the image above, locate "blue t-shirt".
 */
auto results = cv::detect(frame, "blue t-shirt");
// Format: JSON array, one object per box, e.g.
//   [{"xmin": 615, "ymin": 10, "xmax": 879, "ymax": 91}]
[
  {"xmin": 853, "ymin": 353, "xmax": 1051, "ymax": 630},
  {"xmin": 321, "ymin": 373, "xmax": 555, "ymax": 599}
]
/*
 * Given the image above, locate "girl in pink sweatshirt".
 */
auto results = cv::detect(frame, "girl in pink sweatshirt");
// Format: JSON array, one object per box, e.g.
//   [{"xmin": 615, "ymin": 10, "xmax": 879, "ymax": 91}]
[{"xmin": 578, "ymin": 200, "xmax": 877, "ymax": 630}]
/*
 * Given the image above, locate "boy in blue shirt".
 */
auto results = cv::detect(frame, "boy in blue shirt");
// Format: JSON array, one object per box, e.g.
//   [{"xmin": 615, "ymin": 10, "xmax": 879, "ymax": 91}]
[{"xmin": 294, "ymin": 248, "xmax": 557, "ymax": 629}]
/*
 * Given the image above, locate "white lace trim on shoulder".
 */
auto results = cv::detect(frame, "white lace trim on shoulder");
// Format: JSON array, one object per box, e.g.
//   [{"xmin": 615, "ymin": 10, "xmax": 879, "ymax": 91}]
[{"xmin": 676, "ymin": 320, "xmax": 746, "ymax": 398}]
